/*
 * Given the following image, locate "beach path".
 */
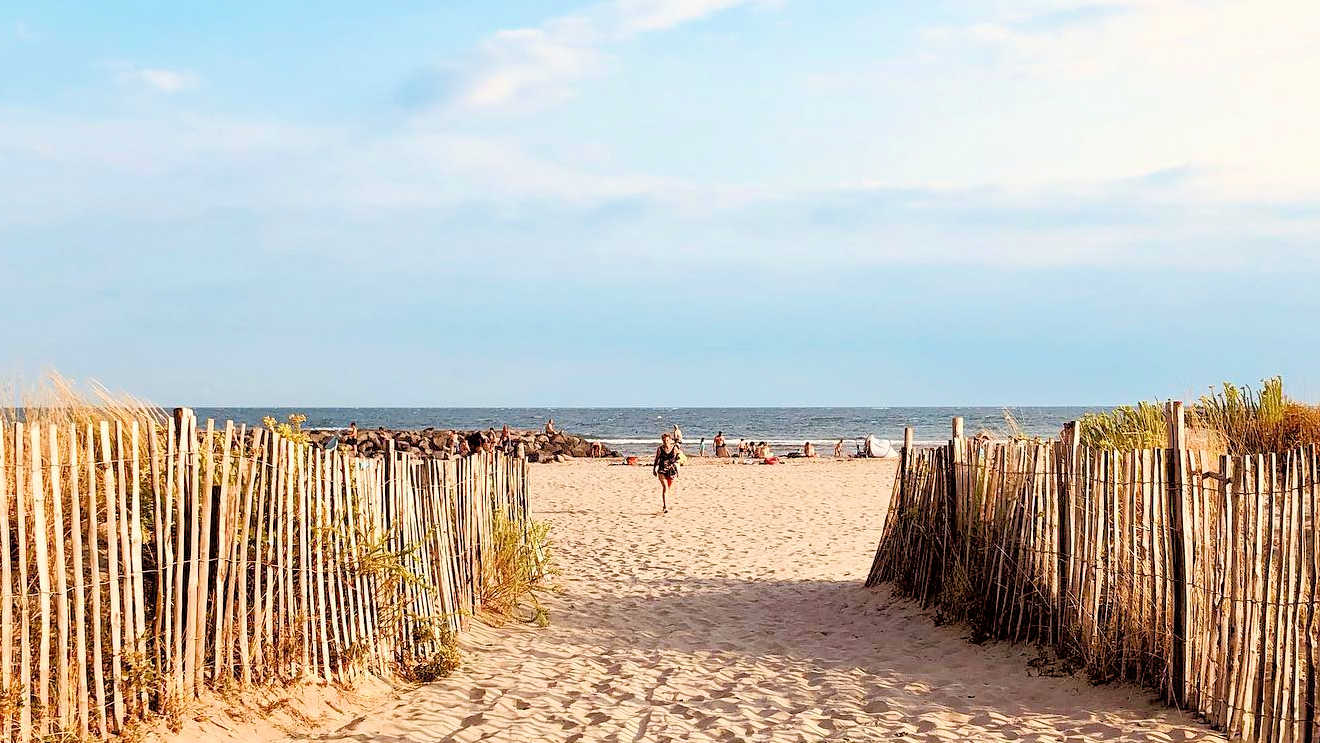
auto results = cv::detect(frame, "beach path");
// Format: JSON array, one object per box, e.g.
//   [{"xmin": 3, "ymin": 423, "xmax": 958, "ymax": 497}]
[{"xmin": 306, "ymin": 459, "xmax": 1222, "ymax": 743}]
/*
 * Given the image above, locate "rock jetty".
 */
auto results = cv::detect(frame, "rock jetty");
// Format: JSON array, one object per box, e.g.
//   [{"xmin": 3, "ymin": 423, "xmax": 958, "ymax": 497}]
[{"xmin": 304, "ymin": 427, "xmax": 619, "ymax": 463}]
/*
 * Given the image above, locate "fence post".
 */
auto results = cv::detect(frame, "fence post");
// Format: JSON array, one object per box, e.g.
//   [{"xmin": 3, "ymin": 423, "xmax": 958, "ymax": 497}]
[
  {"xmin": 901, "ymin": 427, "xmax": 913, "ymax": 480},
  {"xmin": 1166, "ymin": 400, "xmax": 1188, "ymax": 706},
  {"xmin": 943, "ymin": 418, "xmax": 963, "ymax": 599},
  {"xmin": 1057, "ymin": 421, "xmax": 1079, "ymax": 645}
]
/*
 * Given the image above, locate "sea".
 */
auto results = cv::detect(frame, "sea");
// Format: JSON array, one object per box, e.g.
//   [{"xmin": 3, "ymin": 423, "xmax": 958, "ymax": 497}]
[{"xmin": 191, "ymin": 407, "xmax": 1106, "ymax": 457}]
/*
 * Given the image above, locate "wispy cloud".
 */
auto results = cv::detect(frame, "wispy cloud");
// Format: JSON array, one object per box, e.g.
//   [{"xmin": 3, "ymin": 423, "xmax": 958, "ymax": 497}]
[
  {"xmin": 455, "ymin": 28, "xmax": 604, "ymax": 112},
  {"xmin": 909, "ymin": 0, "xmax": 1320, "ymax": 201},
  {"xmin": 608, "ymin": 0, "xmax": 769, "ymax": 33},
  {"xmin": 3, "ymin": 103, "xmax": 1317, "ymax": 275},
  {"xmin": 427, "ymin": 0, "xmax": 773, "ymax": 113},
  {"xmin": 115, "ymin": 65, "xmax": 200, "ymax": 93}
]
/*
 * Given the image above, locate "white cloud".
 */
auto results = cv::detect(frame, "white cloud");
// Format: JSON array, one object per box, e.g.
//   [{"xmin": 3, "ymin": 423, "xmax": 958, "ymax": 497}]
[
  {"xmin": 457, "ymin": 29, "xmax": 603, "ymax": 111},
  {"xmin": 137, "ymin": 67, "xmax": 199, "ymax": 93},
  {"xmin": 6, "ymin": 0, "xmax": 1318, "ymax": 275},
  {"xmin": 0, "ymin": 109, "xmax": 710, "ymax": 221},
  {"xmin": 914, "ymin": 0, "xmax": 1320, "ymax": 201},
  {"xmin": 3, "ymin": 103, "xmax": 1317, "ymax": 275},
  {"xmin": 115, "ymin": 65, "xmax": 200, "ymax": 93},
  {"xmin": 443, "ymin": 0, "xmax": 773, "ymax": 113},
  {"xmin": 609, "ymin": 0, "xmax": 764, "ymax": 33}
]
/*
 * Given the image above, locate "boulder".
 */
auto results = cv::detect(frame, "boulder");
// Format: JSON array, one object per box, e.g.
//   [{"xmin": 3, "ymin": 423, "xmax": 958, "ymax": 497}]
[{"xmin": 268, "ymin": 425, "xmax": 615, "ymax": 462}]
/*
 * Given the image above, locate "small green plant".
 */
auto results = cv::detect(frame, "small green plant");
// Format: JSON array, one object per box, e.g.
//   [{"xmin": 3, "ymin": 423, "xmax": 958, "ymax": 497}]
[
  {"xmin": 262, "ymin": 412, "xmax": 309, "ymax": 444},
  {"xmin": 400, "ymin": 621, "xmax": 463, "ymax": 682}
]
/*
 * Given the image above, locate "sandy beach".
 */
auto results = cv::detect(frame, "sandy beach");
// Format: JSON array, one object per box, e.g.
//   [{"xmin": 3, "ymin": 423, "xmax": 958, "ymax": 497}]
[{"xmin": 300, "ymin": 457, "xmax": 1221, "ymax": 742}]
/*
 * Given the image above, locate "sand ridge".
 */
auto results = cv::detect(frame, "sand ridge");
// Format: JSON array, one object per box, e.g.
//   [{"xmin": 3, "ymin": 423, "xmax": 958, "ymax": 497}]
[{"xmin": 301, "ymin": 458, "xmax": 1222, "ymax": 742}]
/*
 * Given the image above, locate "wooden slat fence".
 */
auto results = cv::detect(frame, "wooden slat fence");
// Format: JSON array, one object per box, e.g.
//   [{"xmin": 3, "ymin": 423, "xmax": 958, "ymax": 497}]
[
  {"xmin": 0, "ymin": 408, "xmax": 532, "ymax": 740},
  {"xmin": 866, "ymin": 414, "xmax": 1319, "ymax": 743}
]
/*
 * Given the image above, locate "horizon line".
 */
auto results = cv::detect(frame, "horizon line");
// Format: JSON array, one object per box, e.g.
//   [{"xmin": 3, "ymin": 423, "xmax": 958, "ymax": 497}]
[{"xmin": 185, "ymin": 403, "xmax": 1120, "ymax": 409}]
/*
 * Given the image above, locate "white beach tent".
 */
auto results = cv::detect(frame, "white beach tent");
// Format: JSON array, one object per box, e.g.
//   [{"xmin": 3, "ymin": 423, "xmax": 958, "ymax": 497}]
[{"xmin": 863, "ymin": 434, "xmax": 895, "ymax": 458}]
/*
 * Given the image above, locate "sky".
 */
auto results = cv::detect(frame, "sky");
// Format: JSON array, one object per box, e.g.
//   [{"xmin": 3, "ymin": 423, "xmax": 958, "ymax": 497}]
[{"xmin": 2, "ymin": 0, "xmax": 1320, "ymax": 406}]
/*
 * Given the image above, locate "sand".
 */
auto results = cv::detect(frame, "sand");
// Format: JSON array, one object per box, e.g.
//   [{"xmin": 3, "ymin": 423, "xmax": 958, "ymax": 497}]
[{"xmin": 299, "ymin": 457, "xmax": 1222, "ymax": 743}]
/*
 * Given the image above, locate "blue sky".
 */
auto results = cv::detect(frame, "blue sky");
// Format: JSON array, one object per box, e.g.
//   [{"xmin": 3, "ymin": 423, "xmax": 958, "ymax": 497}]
[{"xmin": 3, "ymin": 0, "xmax": 1319, "ymax": 406}]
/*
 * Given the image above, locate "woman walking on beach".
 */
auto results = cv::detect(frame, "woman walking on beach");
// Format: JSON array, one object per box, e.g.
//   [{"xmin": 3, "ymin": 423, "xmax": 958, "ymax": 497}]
[{"xmin": 653, "ymin": 432, "xmax": 681, "ymax": 514}]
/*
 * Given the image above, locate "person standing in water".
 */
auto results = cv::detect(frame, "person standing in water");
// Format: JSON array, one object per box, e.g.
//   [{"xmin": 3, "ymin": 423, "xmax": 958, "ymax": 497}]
[
  {"xmin": 834, "ymin": 439, "xmax": 844, "ymax": 458},
  {"xmin": 652, "ymin": 432, "xmax": 681, "ymax": 514}
]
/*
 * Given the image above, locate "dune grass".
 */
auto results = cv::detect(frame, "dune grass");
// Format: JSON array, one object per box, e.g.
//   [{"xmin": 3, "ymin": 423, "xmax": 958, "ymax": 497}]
[
  {"xmin": 479, "ymin": 509, "xmax": 555, "ymax": 627},
  {"xmin": 1076, "ymin": 401, "xmax": 1167, "ymax": 450},
  {"xmin": 1071, "ymin": 376, "xmax": 1320, "ymax": 455},
  {"xmin": 1193, "ymin": 376, "xmax": 1320, "ymax": 455}
]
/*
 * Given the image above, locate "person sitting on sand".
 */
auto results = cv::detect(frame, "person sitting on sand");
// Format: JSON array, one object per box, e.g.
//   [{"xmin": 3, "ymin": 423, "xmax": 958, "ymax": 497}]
[
  {"xmin": 714, "ymin": 431, "xmax": 728, "ymax": 458},
  {"xmin": 803, "ymin": 441, "xmax": 816, "ymax": 458},
  {"xmin": 652, "ymin": 432, "xmax": 681, "ymax": 514}
]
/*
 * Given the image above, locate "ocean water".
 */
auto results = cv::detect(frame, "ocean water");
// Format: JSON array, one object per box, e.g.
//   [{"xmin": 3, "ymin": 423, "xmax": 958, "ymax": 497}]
[{"xmin": 192, "ymin": 407, "xmax": 1106, "ymax": 456}]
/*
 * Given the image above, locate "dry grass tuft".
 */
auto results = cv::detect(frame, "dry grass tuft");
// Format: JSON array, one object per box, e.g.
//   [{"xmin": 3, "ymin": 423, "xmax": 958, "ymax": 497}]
[
  {"xmin": 1075, "ymin": 376, "xmax": 1320, "ymax": 456},
  {"xmin": 1191, "ymin": 376, "xmax": 1320, "ymax": 455},
  {"xmin": 1, "ymin": 372, "xmax": 165, "ymax": 430},
  {"xmin": 479, "ymin": 509, "xmax": 555, "ymax": 626}
]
